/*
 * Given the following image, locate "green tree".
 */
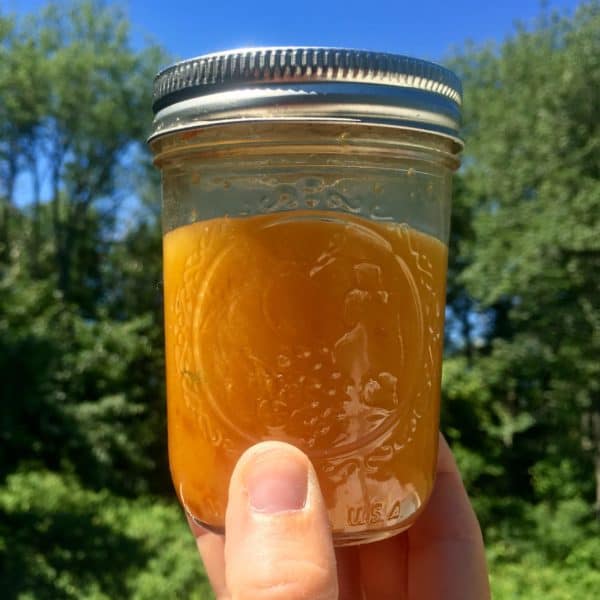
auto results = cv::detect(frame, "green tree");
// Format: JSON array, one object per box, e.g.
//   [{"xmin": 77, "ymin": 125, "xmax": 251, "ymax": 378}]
[
  {"xmin": 0, "ymin": 1, "xmax": 205, "ymax": 597},
  {"xmin": 0, "ymin": 470, "xmax": 212, "ymax": 599},
  {"xmin": 0, "ymin": 1, "xmax": 163, "ymax": 307},
  {"xmin": 0, "ymin": 0, "xmax": 170, "ymax": 493},
  {"xmin": 1, "ymin": 0, "xmax": 598, "ymax": 597},
  {"xmin": 443, "ymin": 1, "xmax": 600, "ymax": 596},
  {"xmin": 0, "ymin": 12, "xmax": 48, "ymax": 265}
]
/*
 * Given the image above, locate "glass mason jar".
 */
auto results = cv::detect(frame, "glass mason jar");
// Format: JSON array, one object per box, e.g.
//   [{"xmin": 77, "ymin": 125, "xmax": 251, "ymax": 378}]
[{"xmin": 149, "ymin": 48, "xmax": 462, "ymax": 546}]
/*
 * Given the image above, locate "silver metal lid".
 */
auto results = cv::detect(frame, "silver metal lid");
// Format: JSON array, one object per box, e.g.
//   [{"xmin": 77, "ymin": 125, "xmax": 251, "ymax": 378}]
[{"xmin": 150, "ymin": 47, "xmax": 463, "ymax": 145}]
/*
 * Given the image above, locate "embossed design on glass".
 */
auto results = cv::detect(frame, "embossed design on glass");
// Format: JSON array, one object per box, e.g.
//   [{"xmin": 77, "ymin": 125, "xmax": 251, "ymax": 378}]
[{"xmin": 163, "ymin": 210, "xmax": 447, "ymax": 539}]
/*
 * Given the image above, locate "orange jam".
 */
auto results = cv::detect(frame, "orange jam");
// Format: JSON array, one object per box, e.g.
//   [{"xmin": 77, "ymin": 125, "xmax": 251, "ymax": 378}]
[{"xmin": 163, "ymin": 210, "xmax": 447, "ymax": 541}]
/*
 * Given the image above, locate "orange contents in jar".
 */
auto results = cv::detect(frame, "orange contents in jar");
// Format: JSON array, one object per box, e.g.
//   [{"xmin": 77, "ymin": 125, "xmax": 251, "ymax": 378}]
[{"xmin": 163, "ymin": 210, "xmax": 447, "ymax": 541}]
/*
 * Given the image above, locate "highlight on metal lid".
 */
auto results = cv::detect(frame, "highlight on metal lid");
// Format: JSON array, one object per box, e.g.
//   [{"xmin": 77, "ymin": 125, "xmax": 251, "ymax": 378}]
[{"xmin": 149, "ymin": 47, "xmax": 463, "ymax": 145}]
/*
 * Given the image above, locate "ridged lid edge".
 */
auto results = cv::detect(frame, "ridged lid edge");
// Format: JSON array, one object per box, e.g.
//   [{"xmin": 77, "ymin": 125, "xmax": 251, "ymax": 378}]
[{"xmin": 153, "ymin": 47, "xmax": 462, "ymax": 114}]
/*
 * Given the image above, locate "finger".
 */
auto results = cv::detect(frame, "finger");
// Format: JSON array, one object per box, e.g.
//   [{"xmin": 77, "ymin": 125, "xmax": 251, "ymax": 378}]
[
  {"xmin": 335, "ymin": 546, "xmax": 364, "ymax": 600},
  {"xmin": 357, "ymin": 531, "xmax": 408, "ymax": 599},
  {"xmin": 186, "ymin": 514, "xmax": 229, "ymax": 599},
  {"xmin": 409, "ymin": 434, "xmax": 483, "ymax": 547},
  {"xmin": 224, "ymin": 441, "xmax": 338, "ymax": 600},
  {"xmin": 407, "ymin": 434, "xmax": 490, "ymax": 599}
]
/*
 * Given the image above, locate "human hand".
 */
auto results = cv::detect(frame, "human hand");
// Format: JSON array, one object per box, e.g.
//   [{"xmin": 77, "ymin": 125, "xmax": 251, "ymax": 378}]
[{"xmin": 187, "ymin": 435, "xmax": 490, "ymax": 599}]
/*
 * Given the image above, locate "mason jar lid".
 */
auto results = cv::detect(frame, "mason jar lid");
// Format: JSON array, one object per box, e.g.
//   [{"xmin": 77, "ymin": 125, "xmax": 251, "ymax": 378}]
[{"xmin": 149, "ymin": 47, "xmax": 462, "ymax": 147}]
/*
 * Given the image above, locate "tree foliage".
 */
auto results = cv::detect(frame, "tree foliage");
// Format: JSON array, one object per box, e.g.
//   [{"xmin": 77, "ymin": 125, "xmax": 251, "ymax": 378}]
[
  {"xmin": 444, "ymin": 2, "xmax": 600, "ymax": 596},
  {"xmin": 0, "ymin": 470, "xmax": 211, "ymax": 599},
  {"xmin": 0, "ymin": 0, "xmax": 598, "ymax": 597},
  {"xmin": 0, "ymin": 1, "xmax": 209, "ymax": 597}
]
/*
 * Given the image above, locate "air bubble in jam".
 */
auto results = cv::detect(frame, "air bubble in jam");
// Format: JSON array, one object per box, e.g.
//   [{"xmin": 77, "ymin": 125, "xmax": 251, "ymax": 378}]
[
  {"xmin": 277, "ymin": 354, "xmax": 291, "ymax": 368},
  {"xmin": 163, "ymin": 209, "xmax": 447, "ymax": 541}
]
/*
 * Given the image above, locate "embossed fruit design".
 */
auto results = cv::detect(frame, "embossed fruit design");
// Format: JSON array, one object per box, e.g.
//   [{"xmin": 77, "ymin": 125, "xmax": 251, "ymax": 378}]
[{"xmin": 163, "ymin": 210, "xmax": 447, "ymax": 537}]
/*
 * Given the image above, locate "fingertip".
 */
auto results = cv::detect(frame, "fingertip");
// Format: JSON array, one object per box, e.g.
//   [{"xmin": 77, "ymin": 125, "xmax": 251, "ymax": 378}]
[
  {"xmin": 437, "ymin": 432, "xmax": 461, "ymax": 476},
  {"xmin": 225, "ymin": 441, "xmax": 338, "ymax": 600},
  {"xmin": 186, "ymin": 512, "xmax": 210, "ymax": 539},
  {"xmin": 408, "ymin": 433, "xmax": 490, "ymax": 599},
  {"xmin": 194, "ymin": 532, "xmax": 228, "ymax": 599},
  {"xmin": 235, "ymin": 442, "xmax": 310, "ymax": 514},
  {"xmin": 182, "ymin": 504, "xmax": 228, "ymax": 597}
]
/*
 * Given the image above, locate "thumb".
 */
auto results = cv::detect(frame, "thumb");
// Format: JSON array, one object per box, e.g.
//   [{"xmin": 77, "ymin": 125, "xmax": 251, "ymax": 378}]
[{"xmin": 224, "ymin": 441, "xmax": 338, "ymax": 600}]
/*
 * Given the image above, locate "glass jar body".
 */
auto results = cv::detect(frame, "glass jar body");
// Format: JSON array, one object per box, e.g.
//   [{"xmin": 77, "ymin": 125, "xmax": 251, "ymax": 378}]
[{"xmin": 152, "ymin": 121, "xmax": 457, "ymax": 545}]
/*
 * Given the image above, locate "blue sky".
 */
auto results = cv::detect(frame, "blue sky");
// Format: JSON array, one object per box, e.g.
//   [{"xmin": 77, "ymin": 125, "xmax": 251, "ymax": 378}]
[
  {"xmin": 8, "ymin": 0, "xmax": 584, "ymax": 63},
  {"xmin": 5, "ymin": 0, "xmax": 584, "ymax": 217}
]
